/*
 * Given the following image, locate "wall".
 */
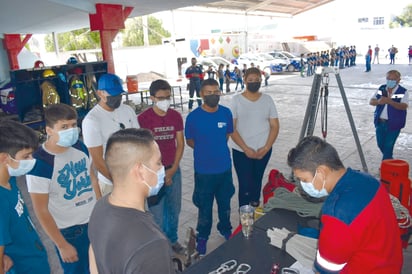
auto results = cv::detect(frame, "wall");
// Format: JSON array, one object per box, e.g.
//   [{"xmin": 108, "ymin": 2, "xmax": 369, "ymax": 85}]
[{"xmin": 0, "ymin": 39, "xmax": 10, "ymax": 84}]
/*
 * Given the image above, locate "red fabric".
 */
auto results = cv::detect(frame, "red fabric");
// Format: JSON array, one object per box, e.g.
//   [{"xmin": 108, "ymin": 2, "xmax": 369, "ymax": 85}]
[
  {"xmin": 317, "ymin": 186, "xmax": 403, "ymax": 273},
  {"xmin": 262, "ymin": 169, "xmax": 296, "ymax": 204}
]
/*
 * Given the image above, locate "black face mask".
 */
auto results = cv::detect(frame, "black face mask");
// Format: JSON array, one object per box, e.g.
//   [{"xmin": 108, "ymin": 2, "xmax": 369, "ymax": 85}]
[
  {"xmin": 204, "ymin": 94, "xmax": 220, "ymax": 108},
  {"xmin": 247, "ymin": 82, "xmax": 261, "ymax": 93},
  {"xmin": 106, "ymin": 94, "xmax": 122, "ymax": 109}
]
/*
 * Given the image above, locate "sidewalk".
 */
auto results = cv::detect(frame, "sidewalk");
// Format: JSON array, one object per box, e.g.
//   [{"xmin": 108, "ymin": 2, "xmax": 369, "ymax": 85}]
[{"xmin": 19, "ymin": 62, "xmax": 412, "ymax": 273}]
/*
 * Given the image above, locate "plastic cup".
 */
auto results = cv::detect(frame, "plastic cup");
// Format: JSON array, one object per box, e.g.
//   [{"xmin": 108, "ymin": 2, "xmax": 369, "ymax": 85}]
[{"xmin": 239, "ymin": 205, "xmax": 255, "ymax": 238}]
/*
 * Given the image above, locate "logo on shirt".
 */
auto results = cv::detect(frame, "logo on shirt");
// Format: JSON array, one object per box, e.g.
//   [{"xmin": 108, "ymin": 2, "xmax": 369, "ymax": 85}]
[
  {"xmin": 57, "ymin": 158, "xmax": 93, "ymax": 200},
  {"xmin": 15, "ymin": 191, "xmax": 24, "ymax": 217},
  {"xmin": 217, "ymin": 122, "xmax": 226, "ymax": 128}
]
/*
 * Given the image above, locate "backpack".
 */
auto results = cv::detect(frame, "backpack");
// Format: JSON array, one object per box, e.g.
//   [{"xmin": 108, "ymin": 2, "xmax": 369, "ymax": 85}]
[{"xmin": 262, "ymin": 169, "xmax": 296, "ymax": 204}]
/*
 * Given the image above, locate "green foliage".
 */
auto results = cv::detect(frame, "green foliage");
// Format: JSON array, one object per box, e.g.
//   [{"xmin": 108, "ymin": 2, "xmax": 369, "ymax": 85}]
[
  {"xmin": 44, "ymin": 28, "xmax": 100, "ymax": 52},
  {"xmin": 390, "ymin": 4, "xmax": 412, "ymax": 28},
  {"xmin": 44, "ymin": 16, "xmax": 171, "ymax": 51},
  {"xmin": 123, "ymin": 16, "xmax": 171, "ymax": 46}
]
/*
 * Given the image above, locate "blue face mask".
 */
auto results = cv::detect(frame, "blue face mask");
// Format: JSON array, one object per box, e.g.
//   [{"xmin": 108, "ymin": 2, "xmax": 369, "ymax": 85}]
[
  {"xmin": 143, "ymin": 165, "xmax": 165, "ymax": 197},
  {"xmin": 300, "ymin": 171, "xmax": 328, "ymax": 198},
  {"xmin": 386, "ymin": 80, "xmax": 397, "ymax": 89},
  {"xmin": 57, "ymin": 127, "xmax": 79, "ymax": 147},
  {"xmin": 7, "ymin": 156, "xmax": 36, "ymax": 176}
]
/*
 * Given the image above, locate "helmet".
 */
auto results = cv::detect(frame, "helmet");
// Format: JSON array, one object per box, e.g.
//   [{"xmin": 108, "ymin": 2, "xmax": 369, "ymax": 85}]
[
  {"xmin": 34, "ymin": 60, "xmax": 44, "ymax": 68},
  {"xmin": 42, "ymin": 69, "xmax": 56, "ymax": 78},
  {"xmin": 67, "ymin": 57, "xmax": 78, "ymax": 64}
]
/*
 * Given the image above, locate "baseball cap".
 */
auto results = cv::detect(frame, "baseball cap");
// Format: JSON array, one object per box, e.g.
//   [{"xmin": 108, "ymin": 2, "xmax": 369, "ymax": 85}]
[{"xmin": 98, "ymin": 74, "xmax": 126, "ymax": 96}]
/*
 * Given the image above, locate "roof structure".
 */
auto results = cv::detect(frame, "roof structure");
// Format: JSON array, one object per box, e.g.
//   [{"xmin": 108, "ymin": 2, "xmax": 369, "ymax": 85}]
[{"xmin": 0, "ymin": 0, "xmax": 334, "ymax": 34}]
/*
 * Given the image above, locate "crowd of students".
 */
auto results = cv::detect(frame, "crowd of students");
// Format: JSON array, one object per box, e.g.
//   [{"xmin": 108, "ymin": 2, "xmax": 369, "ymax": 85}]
[
  {"xmin": 0, "ymin": 65, "xmax": 406, "ymax": 274},
  {"xmin": 303, "ymin": 46, "xmax": 357, "ymax": 76}
]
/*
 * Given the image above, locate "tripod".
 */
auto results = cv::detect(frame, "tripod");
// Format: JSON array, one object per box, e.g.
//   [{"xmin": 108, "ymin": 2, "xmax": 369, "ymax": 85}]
[{"xmin": 298, "ymin": 66, "xmax": 368, "ymax": 172}]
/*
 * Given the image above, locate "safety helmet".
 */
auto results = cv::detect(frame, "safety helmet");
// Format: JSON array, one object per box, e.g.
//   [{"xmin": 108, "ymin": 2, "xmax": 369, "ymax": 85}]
[
  {"xmin": 34, "ymin": 60, "xmax": 44, "ymax": 68},
  {"xmin": 42, "ymin": 69, "xmax": 56, "ymax": 78},
  {"xmin": 67, "ymin": 57, "xmax": 78, "ymax": 65}
]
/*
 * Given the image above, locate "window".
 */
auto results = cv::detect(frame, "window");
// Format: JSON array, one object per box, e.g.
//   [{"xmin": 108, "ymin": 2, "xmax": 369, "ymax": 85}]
[
  {"xmin": 358, "ymin": 17, "xmax": 368, "ymax": 23},
  {"xmin": 373, "ymin": 17, "xmax": 384, "ymax": 25}
]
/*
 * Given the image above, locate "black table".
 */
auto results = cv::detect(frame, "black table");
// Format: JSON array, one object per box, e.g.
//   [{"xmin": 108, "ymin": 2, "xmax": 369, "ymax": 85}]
[
  {"xmin": 183, "ymin": 209, "xmax": 319, "ymax": 274},
  {"xmin": 254, "ymin": 209, "xmax": 320, "ymax": 232}
]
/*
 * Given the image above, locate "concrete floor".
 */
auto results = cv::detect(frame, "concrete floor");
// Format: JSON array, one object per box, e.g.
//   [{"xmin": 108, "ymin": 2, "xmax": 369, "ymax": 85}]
[{"xmin": 18, "ymin": 61, "xmax": 412, "ymax": 273}]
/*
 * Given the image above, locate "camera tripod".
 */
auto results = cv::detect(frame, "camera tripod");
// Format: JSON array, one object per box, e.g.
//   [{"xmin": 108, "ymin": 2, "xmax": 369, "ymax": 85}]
[{"xmin": 298, "ymin": 66, "xmax": 368, "ymax": 172}]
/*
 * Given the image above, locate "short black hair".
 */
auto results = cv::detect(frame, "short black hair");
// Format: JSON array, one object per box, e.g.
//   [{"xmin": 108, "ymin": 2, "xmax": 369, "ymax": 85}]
[
  {"xmin": 201, "ymin": 78, "xmax": 219, "ymax": 90},
  {"xmin": 44, "ymin": 104, "xmax": 78, "ymax": 128},
  {"xmin": 244, "ymin": 67, "xmax": 261, "ymax": 79},
  {"xmin": 0, "ymin": 120, "xmax": 38, "ymax": 157},
  {"xmin": 287, "ymin": 136, "xmax": 344, "ymax": 175},
  {"xmin": 105, "ymin": 128, "xmax": 155, "ymax": 181},
  {"xmin": 149, "ymin": 79, "xmax": 171, "ymax": 97}
]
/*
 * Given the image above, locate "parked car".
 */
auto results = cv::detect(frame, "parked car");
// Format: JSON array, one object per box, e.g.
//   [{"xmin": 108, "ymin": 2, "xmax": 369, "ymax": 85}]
[
  {"xmin": 182, "ymin": 56, "xmax": 236, "ymax": 81},
  {"xmin": 235, "ymin": 53, "xmax": 284, "ymax": 74},
  {"xmin": 267, "ymin": 50, "xmax": 306, "ymax": 72}
]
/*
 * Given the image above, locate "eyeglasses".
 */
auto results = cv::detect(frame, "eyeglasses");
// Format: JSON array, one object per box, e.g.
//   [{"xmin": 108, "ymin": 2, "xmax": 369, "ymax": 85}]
[
  {"xmin": 154, "ymin": 96, "xmax": 171, "ymax": 101},
  {"xmin": 119, "ymin": 123, "xmax": 125, "ymax": 129}
]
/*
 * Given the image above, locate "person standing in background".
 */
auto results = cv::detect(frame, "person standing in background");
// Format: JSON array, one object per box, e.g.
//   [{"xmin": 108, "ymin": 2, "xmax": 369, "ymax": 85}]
[
  {"xmin": 185, "ymin": 57, "xmax": 203, "ymax": 111},
  {"xmin": 365, "ymin": 45, "xmax": 372, "ymax": 72},
  {"xmin": 225, "ymin": 64, "xmax": 231, "ymax": 93},
  {"xmin": 389, "ymin": 45, "xmax": 397, "ymax": 64},
  {"xmin": 369, "ymin": 70, "xmax": 408, "ymax": 160},
  {"xmin": 373, "ymin": 44, "xmax": 380, "ymax": 64},
  {"xmin": 230, "ymin": 67, "xmax": 279, "ymax": 207},
  {"xmin": 217, "ymin": 64, "xmax": 225, "ymax": 92}
]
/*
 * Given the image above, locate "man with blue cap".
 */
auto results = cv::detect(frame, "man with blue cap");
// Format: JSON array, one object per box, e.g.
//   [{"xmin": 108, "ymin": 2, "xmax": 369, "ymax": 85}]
[{"xmin": 82, "ymin": 73, "xmax": 139, "ymax": 197}]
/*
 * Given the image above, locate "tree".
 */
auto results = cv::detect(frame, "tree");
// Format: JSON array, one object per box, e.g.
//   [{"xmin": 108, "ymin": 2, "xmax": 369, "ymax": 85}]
[
  {"xmin": 45, "ymin": 28, "xmax": 100, "ymax": 51},
  {"xmin": 44, "ymin": 16, "xmax": 171, "ymax": 54},
  {"xmin": 390, "ymin": 4, "xmax": 412, "ymax": 28},
  {"xmin": 122, "ymin": 16, "xmax": 171, "ymax": 46}
]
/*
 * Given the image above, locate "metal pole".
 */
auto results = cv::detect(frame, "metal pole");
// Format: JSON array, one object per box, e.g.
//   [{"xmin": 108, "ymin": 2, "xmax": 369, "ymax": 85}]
[{"xmin": 335, "ymin": 73, "xmax": 368, "ymax": 172}]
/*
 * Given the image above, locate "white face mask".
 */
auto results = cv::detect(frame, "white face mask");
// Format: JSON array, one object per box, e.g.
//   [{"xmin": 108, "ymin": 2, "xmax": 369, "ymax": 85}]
[
  {"xmin": 156, "ymin": 100, "xmax": 171, "ymax": 112},
  {"xmin": 142, "ymin": 165, "xmax": 165, "ymax": 197},
  {"xmin": 57, "ymin": 127, "xmax": 79, "ymax": 147},
  {"xmin": 7, "ymin": 156, "xmax": 36, "ymax": 176},
  {"xmin": 299, "ymin": 171, "xmax": 328, "ymax": 198}
]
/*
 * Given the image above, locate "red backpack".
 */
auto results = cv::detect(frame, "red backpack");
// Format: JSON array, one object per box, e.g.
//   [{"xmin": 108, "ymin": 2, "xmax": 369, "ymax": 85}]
[{"xmin": 262, "ymin": 169, "xmax": 296, "ymax": 204}]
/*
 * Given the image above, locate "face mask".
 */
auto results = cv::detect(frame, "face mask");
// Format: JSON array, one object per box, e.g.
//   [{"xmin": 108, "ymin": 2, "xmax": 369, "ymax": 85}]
[
  {"xmin": 156, "ymin": 99, "xmax": 171, "ymax": 112},
  {"xmin": 142, "ymin": 165, "xmax": 165, "ymax": 197},
  {"xmin": 386, "ymin": 80, "xmax": 397, "ymax": 89},
  {"xmin": 106, "ymin": 95, "xmax": 122, "ymax": 109},
  {"xmin": 7, "ymin": 156, "xmax": 36, "ymax": 176},
  {"xmin": 300, "ymin": 171, "xmax": 328, "ymax": 198},
  {"xmin": 57, "ymin": 127, "xmax": 79, "ymax": 147},
  {"xmin": 247, "ymin": 82, "xmax": 261, "ymax": 93},
  {"xmin": 204, "ymin": 94, "xmax": 220, "ymax": 108}
]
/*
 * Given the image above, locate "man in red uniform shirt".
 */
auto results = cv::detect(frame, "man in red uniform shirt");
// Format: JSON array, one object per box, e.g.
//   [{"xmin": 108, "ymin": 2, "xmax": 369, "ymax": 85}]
[{"xmin": 288, "ymin": 136, "xmax": 403, "ymax": 273}]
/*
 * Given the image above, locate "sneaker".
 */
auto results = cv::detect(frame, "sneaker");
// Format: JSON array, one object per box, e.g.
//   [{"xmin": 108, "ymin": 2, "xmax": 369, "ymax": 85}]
[
  {"xmin": 171, "ymin": 242, "xmax": 185, "ymax": 255},
  {"xmin": 219, "ymin": 231, "xmax": 231, "ymax": 241},
  {"xmin": 196, "ymin": 237, "xmax": 207, "ymax": 255}
]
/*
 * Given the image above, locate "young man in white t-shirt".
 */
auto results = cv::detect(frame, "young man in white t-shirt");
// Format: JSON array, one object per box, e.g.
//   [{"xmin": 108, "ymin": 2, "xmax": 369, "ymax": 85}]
[
  {"xmin": 82, "ymin": 73, "xmax": 139, "ymax": 196},
  {"xmin": 27, "ymin": 104, "xmax": 99, "ymax": 273}
]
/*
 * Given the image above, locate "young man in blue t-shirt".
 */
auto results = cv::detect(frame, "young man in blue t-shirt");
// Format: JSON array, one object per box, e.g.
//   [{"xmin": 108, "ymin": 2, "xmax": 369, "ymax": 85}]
[
  {"xmin": 0, "ymin": 120, "xmax": 50, "ymax": 274},
  {"xmin": 185, "ymin": 78, "xmax": 235, "ymax": 255}
]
